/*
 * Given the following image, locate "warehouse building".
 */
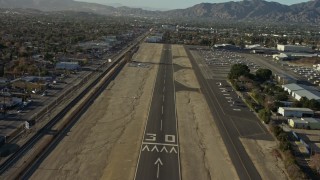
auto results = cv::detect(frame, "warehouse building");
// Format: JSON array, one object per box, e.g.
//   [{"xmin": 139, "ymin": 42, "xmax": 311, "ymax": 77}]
[
  {"xmin": 278, "ymin": 107, "xmax": 314, "ymax": 117},
  {"xmin": 292, "ymin": 90, "xmax": 320, "ymax": 101},
  {"xmin": 282, "ymin": 83, "xmax": 320, "ymax": 101},
  {"xmin": 55, "ymin": 62, "xmax": 81, "ymax": 71},
  {"xmin": 288, "ymin": 118, "xmax": 320, "ymax": 130},
  {"xmin": 277, "ymin": 44, "xmax": 313, "ymax": 53},
  {"xmin": 275, "ymin": 74, "xmax": 296, "ymax": 85},
  {"xmin": 273, "ymin": 53, "xmax": 317, "ymax": 61}
]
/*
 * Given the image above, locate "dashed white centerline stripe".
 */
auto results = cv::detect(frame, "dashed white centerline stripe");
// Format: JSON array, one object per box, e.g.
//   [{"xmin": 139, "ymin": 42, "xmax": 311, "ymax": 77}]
[
  {"xmin": 164, "ymin": 79, "xmax": 166, "ymax": 84},
  {"xmin": 160, "ymin": 120, "xmax": 163, "ymax": 131},
  {"xmin": 163, "ymin": 95, "xmax": 165, "ymax": 102},
  {"xmin": 162, "ymin": 106, "xmax": 164, "ymax": 114},
  {"xmin": 163, "ymin": 87, "xmax": 166, "ymax": 92}
]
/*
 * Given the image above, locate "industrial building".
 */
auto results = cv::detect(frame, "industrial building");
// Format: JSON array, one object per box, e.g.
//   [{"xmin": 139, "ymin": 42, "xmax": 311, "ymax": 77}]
[
  {"xmin": 55, "ymin": 62, "xmax": 81, "ymax": 71},
  {"xmin": 277, "ymin": 44, "xmax": 313, "ymax": 53},
  {"xmin": 288, "ymin": 118, "xmax": 320, "ymax": 130},
  {"xmin": 278, "ymin": 107, "xmax": 314, "ymax": 117},
  {"xmin": 273, "ymin": 53, "xmax": 318, "ymax": 61},
  {"xmin": 274, "ymin": 74, "xmax": 296, "ymax": 85},
  {"xmin": 282, "ymin": 83, "xmax": 320, "ymax": 101}
]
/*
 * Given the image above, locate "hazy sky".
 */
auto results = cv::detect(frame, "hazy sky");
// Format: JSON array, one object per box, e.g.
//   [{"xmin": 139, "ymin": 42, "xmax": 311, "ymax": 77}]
[{"xmin": 76, "ymin": 0, "xmax": 310, "ymax": 10}]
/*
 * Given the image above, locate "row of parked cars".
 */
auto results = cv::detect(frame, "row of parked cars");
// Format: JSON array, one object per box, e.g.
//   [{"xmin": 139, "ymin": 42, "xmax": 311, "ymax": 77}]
[{"xmin": 200, "ymin": 49, "xmax": 261, "ymax": 72}]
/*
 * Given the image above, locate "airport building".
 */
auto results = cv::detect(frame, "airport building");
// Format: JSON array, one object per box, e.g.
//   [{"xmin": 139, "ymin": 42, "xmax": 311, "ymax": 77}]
[
  {"xmin": 277, "ymin": 44, "xmax": 313, "ymax": 53},
  {"xmin": 273, "ymin": 52, "xmax": 317, "ymax": 61},
  {"xmin": 278, "ymin": 107, "xmax": 314, "ymax": 117},
  {"xmin": 288, "ymin": 117, "xmax": 320, "ymax": 130},
  {"xmin": 55, "ymin": 62, "xmax": 81, "ymax": 71},
  {"xmin": 274, "ymin": 74, "xmax": 296, "ymax": 85},
  {"xmin": 282, "ymin": 83, "xmax": 320, "ymax": 101}
]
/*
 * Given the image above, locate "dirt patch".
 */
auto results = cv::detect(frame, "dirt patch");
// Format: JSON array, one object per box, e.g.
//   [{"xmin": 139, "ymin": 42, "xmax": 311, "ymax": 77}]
[
  {"xmin": 173, "ymin": 45, "xmax": 238, "ymax": 180},
  {"xmin": 173, "ymin": 57, "xmax": 192, "ymax": 68},
  {"xmin": 288, "ymin": 57, "xmax": 320, "ymax": 67},
  {"xmin": 172, "ymin": 45, "xmax": 188, "ymax": 57},
  {"xmin": 30, "ymin": 43, "xmax": 163, "ymax": 180},
  {"xmin": 176, "ymin": 91, "xmax": 238, "ymax": 180},
  {"xmin": 175, "ymin": 69, "xmax": 200, "ymax": 89},
  {"xmin": 240, "ymin": 138, "xmax": 288, "ymax": 180}
]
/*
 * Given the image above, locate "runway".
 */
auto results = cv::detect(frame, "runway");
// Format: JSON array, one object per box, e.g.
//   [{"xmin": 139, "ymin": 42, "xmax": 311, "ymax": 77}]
[
  {"xmin": 186, "ymin": 47, "xmax": 274, "ymax": 180},
  {"xmin": 134, "ymin": 44, "xmax": 181, "ymax": 180}
]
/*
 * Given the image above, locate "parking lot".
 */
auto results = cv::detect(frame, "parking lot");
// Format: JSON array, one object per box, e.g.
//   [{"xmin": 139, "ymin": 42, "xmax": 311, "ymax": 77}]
[{"xmin": 199, "ymin": 49, "xmax": 261, "ymax": 79}]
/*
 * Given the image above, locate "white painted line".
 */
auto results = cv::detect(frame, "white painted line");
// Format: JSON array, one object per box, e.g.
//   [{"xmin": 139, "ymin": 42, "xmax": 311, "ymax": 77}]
[
  {"xmin": 171, "ymin": 48, "xmax": 182, "ymax": 180},
  {"xmin": 162, "ymin": 106, "xmax": 164, "ymax": 114},
  {"xmin": 225, "ymin": 97, "xmax": 232, "ymax": 99},
  {"xmin": 160, "ymin": 146, "xmax": 168, "ymax": 153},
  {"xmin": 142, "ymin": 145, "xmax": 150, "ymax": 152},
  {"xmin": 157, "ymin": 164, "xmax": 160, "ymax": 179},
  {"xmin": 163, "ymin": 95, "xmax": 165, "ymax": 102},
  {"xmin": 160, "ymin": 120, "xmax": 163, "ymax": 131},
  {"xmin": 233, "ymin": 109, "xmax": 241, "ymax": 111},
  {"xmin": 163, "ymin": 86, "xmax": 166, "ymax": 92},
  {"xmin": 151, "ymin": 145, "xmax": 159, "ymax": 152},
  {"xmin": 134, "ymin": 47, "xmax": 160, "ymax": 180},
  {"xmin": 223, "ymin": 94, "xmax": 230, "ymax": 96},
  {"xmin": 170, "ymin": 147, "xmax": 178, "ymax": 153},
  {"xmin": 155, "ymin": 158, "xmax": 163, "ymax": 179},
  {"xmin": 142, "ymin": 142, "xmax": 178, "ymax": 147}
]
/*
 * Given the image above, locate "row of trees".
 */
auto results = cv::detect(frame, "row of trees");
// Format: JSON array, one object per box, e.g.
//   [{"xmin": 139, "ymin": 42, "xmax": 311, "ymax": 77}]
[
  {"xmin": 228, "ymin": 64, "xmax": 272, "ymax": 82},
  {"xmin": 229, "ymin": 63, "xmax": 320, "ymax": 177}
]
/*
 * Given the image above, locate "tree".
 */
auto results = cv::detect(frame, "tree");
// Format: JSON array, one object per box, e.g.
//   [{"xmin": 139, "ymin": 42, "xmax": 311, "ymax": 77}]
[
  {"xmin": 275, "ymin": 92, "xmax": 289, "ymax": 101},
  {"xmin": 307, "ymin": 99, "xmax": 320, "ymax": 110},
  {"xmin": 256, "ymin": 68, "xmax": 272, "ymax": 82},
  {"xmin": 228, "ymin": 64, "xmax": 250, "ymax": 80},
  {"xmin": 258, "ymin": 108, "xmax": 271, "ymax": 124}
]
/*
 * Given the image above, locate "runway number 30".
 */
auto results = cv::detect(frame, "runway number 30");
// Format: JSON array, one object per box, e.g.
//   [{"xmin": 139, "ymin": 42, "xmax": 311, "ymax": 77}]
[{"xmin": 145, "ymin": 133, "xmax": 176, "ymax": 143}]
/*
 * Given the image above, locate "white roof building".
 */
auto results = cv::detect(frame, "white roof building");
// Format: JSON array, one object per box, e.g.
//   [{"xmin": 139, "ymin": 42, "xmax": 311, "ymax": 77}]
[
  {"xmin": 292, "ymin": 90, "xmax": 320, "ymax": 101},
  {"xmin": 278, "ymin": 107, "xmax": 314, "ymax": 117},
  {"xmin": 277, "ymin": 44, "xmax": 313, "ymax": 53},
  {"xmin": 288, "ymin": 117, "xmax": 320, "ymax": 130},
  {"xmin": 282, "ymin": 83, "xmax": 320, "ymax": 101}
]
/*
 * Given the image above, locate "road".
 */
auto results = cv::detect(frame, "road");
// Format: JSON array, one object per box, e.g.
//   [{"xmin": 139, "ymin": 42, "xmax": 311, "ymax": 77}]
[
  {"xmin": 134, "ymin": 44, "xmax": 181, "ymax": 180},
  {"xmin": 186, "ymin": 47, "xmax": 274, "ymax": 180}
]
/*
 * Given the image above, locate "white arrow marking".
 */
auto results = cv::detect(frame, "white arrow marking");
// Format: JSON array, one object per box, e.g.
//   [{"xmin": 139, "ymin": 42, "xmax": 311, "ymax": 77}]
[
  {"xmin": 160, "ymin": 146, "xmax": 168, "ymax": 153},
  {"xmin": 151, "ymin": 145, "xmax": 159, "ymax": 152},
  {"xmin": 154, "ymin": 157, "xmax": 163, "ymax": 165},
  {"xmin": 154, "ymin": 158, "xmax": 163, "ymax": 179},
  {"xmin": 170, "ymin": 147, "xmax": 178, "ymax": 154},
  {"xmin": 142, "ymin": 145, "xmax": 150, "ymax": 152}
]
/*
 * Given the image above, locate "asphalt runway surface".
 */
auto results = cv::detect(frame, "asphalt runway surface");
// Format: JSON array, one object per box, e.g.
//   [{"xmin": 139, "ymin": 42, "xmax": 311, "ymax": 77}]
[
  {"xmin": 186, "ymin": 47, "xmax": 273, "ymax": 180},
  {"xmin": 134, "ymin": 44, "xmax": 181, "ymax": 180}
]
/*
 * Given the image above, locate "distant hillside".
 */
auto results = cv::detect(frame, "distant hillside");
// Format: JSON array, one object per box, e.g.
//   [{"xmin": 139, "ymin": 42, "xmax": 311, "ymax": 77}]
[
  {"xmin": 165, "ymin": 0, "xmax": 320, "ymax": 23},
  {"xmin": 1, "ymin": 0, "xmax": 320, "ymax": 23}
]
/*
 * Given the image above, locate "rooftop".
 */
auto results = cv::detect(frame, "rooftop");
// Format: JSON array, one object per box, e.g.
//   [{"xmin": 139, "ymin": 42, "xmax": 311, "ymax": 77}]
[
  {"xmin": 293, "ymin": 89, "xmax": 320, "ymax": 100},
  {"xmin": 290, "ymin": 118, "xmax": 320, "ymax": 124},
  {"xmin": 282, "ymin": 83, "xmax": 317, "ymax": 92},
  {"xmin": 279, "ymin": 107, "xmax": 314, "ymax": 112}
]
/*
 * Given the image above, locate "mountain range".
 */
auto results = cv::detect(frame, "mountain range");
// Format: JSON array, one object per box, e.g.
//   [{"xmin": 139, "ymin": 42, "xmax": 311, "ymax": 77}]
[{"xmin": 1, "ymin": 0, "xmax": 320, "ymax": 23}]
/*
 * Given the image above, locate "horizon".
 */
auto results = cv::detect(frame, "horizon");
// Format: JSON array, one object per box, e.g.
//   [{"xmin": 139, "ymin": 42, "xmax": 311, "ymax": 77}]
[{"xmin": 75, "ymin": 0, "xmax": 311, "ymax": 10}]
